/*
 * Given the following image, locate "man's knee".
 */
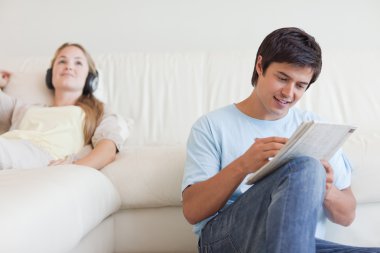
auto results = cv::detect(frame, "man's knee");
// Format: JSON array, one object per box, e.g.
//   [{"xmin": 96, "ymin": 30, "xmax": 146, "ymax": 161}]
[
  {"xmin": 286, "ymin": 156, "xmax": 326, "ymax": 198},
  {"xmin": 289, "ymin": 156, "xmax": 325, "ymax": 180}
]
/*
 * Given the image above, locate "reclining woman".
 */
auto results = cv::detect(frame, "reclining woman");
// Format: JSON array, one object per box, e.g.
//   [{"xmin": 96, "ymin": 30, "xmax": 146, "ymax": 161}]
[{"xmin": 0, "ymin": 43, "xmax": 128, "ymax": 170}]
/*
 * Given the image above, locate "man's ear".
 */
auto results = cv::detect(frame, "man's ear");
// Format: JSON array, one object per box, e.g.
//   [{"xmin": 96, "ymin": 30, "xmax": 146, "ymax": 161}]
[{"xmin": 256, "ymin": 55, "xmax": 263, "ymax": 76}]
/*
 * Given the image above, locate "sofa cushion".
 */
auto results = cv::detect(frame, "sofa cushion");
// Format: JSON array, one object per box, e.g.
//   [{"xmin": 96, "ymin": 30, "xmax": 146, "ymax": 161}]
[
  {"xmin": 343, "ymin": 131, "xmax": 380, "ymax": 204},
  {"xmin": 0, "ymin": 165, "xmax": 120, "ymax": 253},
  {"xmin": 2, "ymin": 69, "xmax": 106, "ymax": 106},
  {"xmin": 325, "ymin": 202, "xmax": 380, "ymax": 246},
  {"xmin": 103, "ymin": 133, "xmax": 380, "ymax": 209},
  {"xmin": 102, "ymin": 145, "xmax": 185, "ymax": 209},
  {"xmin": 3, "ymin": 71, "xmax": 54, "ymax": 105}
]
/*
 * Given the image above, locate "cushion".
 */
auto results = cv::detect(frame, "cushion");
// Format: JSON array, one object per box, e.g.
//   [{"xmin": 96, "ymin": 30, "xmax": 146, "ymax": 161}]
[
  {"xmin": 103, "ymin": 134, "xmax": 380, "ymax": 208},
  {"xmin": 3, "ymin": 71, "xmax": 53, "ymax": 105},
  {"xmin": 325, "ymin": 202, "xmax": 380, "ymax": 246},
  {"xmin": 2, "ymin": 70, "xmax": 106, "ymax": 105},
  {"xmin": 343, "ymin": 131, "xmax": 380, "ymax": 204},
  {"xmin": 0, "ymin": 165, "xmax": 121, "ymax": 252},
  {"xmin": 102, "ymin": 145, "xmax": 186, "ymax": 208}
]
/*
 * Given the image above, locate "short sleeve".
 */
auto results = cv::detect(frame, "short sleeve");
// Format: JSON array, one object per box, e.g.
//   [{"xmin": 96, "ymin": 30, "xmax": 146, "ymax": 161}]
[
  {"xmin": 329, "ymin": 149, "xmax": 352, "ymax": 190},
  {"xmin": 181, "ymin": 116, "xmax": 221, "ymax": 192},
  {"xmin": 91, "ymin": 107, "xmax": 130, "ymax": 152}
]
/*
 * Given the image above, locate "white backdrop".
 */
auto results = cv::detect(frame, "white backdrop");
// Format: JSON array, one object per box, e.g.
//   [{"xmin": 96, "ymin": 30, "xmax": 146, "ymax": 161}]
[{"xmin": 0, "ymin": 0, "xmax": 379, "ymax": 58}]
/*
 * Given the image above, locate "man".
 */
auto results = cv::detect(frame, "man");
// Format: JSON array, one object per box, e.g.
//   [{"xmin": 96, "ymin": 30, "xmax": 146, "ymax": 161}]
[{"xmin": 181, "ymin": 27, "xmax": 380, "ymax": 253}]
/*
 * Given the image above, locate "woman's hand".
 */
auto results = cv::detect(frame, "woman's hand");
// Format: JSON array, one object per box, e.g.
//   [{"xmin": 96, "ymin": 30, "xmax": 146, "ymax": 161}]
[
  {"xmin": 73, "ymin": 139, "xmax": 117, "ymax": 169},
  {"xmin": 48, "ymin": 154, "xmax": 76, "ymax": 166},
  {"xmin": 0, "ymin": 70, "xmax": 11, "ymax": 88},
  {"xmin": 48, "ymin": 140, "xmax": 117, "ymax": 169}
]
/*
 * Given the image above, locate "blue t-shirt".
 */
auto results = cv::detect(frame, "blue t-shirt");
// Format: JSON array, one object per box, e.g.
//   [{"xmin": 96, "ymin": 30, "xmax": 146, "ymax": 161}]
[{"xmin": 181, "ymin": 104, "xmax": 352, "ymax": 238}]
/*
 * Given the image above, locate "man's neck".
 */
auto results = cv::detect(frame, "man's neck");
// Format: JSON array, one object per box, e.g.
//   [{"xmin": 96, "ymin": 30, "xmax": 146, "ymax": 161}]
[{"xmin": 235, "ymin": 92, "xmax": 286, "ymax": 121}]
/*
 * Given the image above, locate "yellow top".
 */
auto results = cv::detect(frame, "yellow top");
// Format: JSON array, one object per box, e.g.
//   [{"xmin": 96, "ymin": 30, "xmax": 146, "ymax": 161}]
[{"xmin": 2, "ymin": 106, "xmax": 85, "ymax": 159}]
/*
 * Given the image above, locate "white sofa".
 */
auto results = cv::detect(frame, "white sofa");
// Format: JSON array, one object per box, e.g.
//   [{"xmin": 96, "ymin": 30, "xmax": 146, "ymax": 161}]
[{"xmin": 1, "ymin": 49, "xmax": 380, "ymax": 252}]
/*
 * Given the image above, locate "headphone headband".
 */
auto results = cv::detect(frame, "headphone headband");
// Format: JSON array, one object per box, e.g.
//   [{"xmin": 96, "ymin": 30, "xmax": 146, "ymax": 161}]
[{"xmin": 45, "ymin": 68, "xmax": 98, "ymax": 95}]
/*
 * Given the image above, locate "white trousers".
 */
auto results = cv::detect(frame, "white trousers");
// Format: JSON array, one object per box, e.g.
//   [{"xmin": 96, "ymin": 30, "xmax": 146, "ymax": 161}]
[{"xmin": 0, "ymin": 137, "xmax": 53, "ymax": 170}]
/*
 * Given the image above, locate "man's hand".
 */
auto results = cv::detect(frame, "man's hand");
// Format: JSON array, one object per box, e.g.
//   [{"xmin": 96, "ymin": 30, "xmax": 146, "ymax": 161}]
[
  {"xmin": 321, "ymin": 159, "xmax": 334, "ymax": 194},
  {"xmin": 240, "ymin": 137, "xmax": 288, "ymax": 174},
  {"xmin": 0, "ymin": 70, "xmax": 11, "ymax": 88},
  {"xmin": 321, "ymin": 159, "xmax": 356, "ymax": 226}
]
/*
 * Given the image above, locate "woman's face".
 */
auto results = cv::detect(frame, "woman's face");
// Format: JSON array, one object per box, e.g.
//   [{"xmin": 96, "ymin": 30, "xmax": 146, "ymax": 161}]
[{"xmin": 51, "ymin": 46, "xmax": 90, "ymax": 94}]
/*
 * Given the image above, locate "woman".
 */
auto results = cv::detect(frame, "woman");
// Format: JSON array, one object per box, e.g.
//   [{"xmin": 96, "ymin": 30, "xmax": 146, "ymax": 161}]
[{"xmin": 0, "ymin": 43, "xmax": 128, "ymax": 170}]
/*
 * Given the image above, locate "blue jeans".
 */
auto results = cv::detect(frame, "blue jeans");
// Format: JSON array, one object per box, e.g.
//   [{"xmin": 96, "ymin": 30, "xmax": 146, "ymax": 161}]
[
  {"xmin": 315, "ymin": 239, "xmax": 380, "ymax": 252},
  {"xmin": 198, "ymin": 156, "xmax": 380, "ymax": 253}
]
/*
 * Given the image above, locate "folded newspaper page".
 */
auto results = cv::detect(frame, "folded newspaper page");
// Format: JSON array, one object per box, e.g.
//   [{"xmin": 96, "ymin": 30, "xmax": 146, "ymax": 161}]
[{"xmin": 246, "ymin": 121, "xmax": 357, "ymax": 185}]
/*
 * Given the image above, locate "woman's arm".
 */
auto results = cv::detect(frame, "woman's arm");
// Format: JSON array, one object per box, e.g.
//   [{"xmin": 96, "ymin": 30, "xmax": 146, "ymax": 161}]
[
  {"xmin": 49, "ymin": 139, "xmax": 117, "ymax": 169},
  {"xmin": 49, "ymin": 105, "xmax": 129, "ymax": 169},
  {"xmin": 74, "ymin": 139, "xmax": 117, "ymax": 169},
  {"xmin": 91, "ymin": 107, "xmax": 130, "ymax": 152},
  {"xmin": 49, "ymin": 109, "xmax": 129, "ymax": 169},
  {"xmin": 0, "ymin": 71, "xmax": 18, "ymax": 131}
]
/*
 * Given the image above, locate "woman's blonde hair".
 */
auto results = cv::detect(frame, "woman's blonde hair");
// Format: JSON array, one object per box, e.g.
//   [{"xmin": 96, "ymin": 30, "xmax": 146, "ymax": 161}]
[{"xmin": 50, "ymin": 43, "xmax": 104, "ymax": 145}]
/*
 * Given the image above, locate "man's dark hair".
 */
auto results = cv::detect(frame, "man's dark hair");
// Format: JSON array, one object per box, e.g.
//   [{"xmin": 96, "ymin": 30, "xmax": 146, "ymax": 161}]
[{"xmin": 251, "ymin": 27, "xmax": 322, "ymax": 89}]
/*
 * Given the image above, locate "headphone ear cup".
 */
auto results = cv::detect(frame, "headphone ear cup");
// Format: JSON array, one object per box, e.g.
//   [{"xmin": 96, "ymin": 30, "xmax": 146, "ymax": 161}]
[
  {"xmin": 83, "ymin": 71, "xmax": 99, "ymax": 95},
  {"xmin": 45, "ymin": 68, "xmax": 54, "ymax": 90}
]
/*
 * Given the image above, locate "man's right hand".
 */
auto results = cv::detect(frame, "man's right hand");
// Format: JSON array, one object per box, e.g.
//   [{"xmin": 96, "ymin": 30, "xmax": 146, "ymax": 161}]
[
  {"xmin": 239, "ymin": 136, "xmax": 288, "ymax": 174},
  {"xmin": 182, "ymin": 136, "xmax": 288, "ymax": 225}
]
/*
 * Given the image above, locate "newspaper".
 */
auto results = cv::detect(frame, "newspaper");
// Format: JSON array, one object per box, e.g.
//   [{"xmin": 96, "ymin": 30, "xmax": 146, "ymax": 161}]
[{"xmin": 246, "ymin": 121, "xmax": 357, "ymax": 185}]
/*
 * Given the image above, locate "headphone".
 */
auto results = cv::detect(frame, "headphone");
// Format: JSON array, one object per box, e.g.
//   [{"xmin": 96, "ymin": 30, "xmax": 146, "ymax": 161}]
[{"xmin": 45, "ymin": 68, "xmax": 99, "ymax": 95}]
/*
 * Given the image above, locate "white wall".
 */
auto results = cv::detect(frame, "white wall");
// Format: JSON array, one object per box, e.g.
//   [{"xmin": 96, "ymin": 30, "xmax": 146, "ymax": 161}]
[{"xmin": 1, "ymin": 0, "xmax": 379, "ymax": 58}]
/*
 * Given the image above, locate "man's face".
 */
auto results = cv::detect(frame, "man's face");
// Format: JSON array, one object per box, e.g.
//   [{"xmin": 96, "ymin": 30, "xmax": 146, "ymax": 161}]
[{"xmin": 253, "ymin": 57, "xmax": 313, "ymax": 120}]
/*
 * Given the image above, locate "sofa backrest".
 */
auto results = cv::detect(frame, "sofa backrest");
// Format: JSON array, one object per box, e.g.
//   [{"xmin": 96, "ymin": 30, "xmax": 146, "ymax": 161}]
[
  {"xmin": 2, "ymin": 50, "xmax": 379, "ymax": 144},
  {"xmin": 2, "ymin": 50, "xmax": 380, "ymax": 205}
]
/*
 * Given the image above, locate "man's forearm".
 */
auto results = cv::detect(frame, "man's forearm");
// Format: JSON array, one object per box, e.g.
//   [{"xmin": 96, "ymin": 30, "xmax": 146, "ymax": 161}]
[
  {"xmin": 323, "ymin": 186, "xmax": 356, "ymax": 226},
  {"xmin": 182, "ymin": 158, "xmax": 248, "ymax": 225}
]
